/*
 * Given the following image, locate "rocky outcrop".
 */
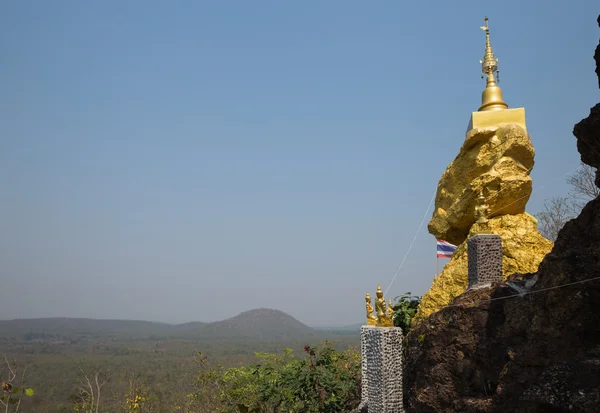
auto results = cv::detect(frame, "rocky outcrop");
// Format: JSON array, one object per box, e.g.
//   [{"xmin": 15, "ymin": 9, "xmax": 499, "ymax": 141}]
[
  {"xmin": 416, "ymin": 214, "xmax": 553, "ymax": 321},
  {"xmin": 594, "ymin": 15, "xmax": 600, "ymax": 89},
  {"xmin": 583, "ymin": 15, "xmax": 600, "ymax": 186},
  {"xmin": 404, "ymin": 15, "xmax": 600, "ymax": 413},
  {"xmin": 416, "ymin": 110, "xmax": 552, "ymax": 321},
  {"xmin": 405, "ymin": 199, "xmax": 600, "ymax": 413},
  {"xmin": 428, "ymin": 124, "xmax": 535, "ymax": 246},
  {"xmin": 573, "ymin": 103, "xmax": 600, "ymax": 187}
]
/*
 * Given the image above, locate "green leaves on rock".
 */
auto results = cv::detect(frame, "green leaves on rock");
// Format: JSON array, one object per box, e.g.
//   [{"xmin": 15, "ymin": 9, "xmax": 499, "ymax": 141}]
[{"xmin": 391, "ymin": 292, "xmax": 421, "ymax": 333}]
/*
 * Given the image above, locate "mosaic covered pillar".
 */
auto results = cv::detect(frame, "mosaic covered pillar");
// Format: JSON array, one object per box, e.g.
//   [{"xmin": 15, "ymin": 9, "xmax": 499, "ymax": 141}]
[
  {"xmin": 360, "ymin": 326, "xmax": 404, "ymax": 413},
  {"xmin": 468, "ymin": 234, "xmax": 503, "ymax": 288}
]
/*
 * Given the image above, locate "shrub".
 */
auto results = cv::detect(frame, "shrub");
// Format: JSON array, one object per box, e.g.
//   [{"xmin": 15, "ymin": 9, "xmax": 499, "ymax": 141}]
[
  {"xmin": 186, "ymin": 343, "xmax": 361, "ymax": 413},
  {"xmin": 391, "ymin": 292, "xmax": 421, "ymax": 333}
]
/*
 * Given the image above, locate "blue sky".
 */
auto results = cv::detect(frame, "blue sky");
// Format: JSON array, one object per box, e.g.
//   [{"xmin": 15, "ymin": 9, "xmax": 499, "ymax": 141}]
[{"xmin": 1, "ymin": 1, "xmax": 598, "ymax": 326}]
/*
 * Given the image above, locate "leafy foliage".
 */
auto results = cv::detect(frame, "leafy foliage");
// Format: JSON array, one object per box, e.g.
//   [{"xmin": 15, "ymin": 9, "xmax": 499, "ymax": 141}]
[
  {"xmin": 391, "ymin": 292, "xmax": 421, "ymax": 333},
  {"xmin": 0, "ymin": 385, "xmax": 35, "ymax": 412},
  {"xmin": 0, "ymin": 356, "xmax": 34, "ymax": 413},
  {"xmin": 185, "ymin": 342, "xmax": 361, "ymax": 413}
]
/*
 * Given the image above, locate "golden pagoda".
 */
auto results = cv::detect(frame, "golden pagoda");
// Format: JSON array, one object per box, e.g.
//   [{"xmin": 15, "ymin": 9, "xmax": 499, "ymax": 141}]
[
  {"xmin": 415, "ymin": 17, "xmax": 553, "ymax": 322},
  {"xmin": 467, "ymin": 17, "xmax": 527, "ymax": 132}
]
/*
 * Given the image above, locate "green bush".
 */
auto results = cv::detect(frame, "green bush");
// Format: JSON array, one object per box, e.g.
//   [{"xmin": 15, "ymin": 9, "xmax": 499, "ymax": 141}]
[
  {"xmin": 391, "ymin": 292, "xmax": 421, "ymax": 333},
  {"xmin": 258, "ymin": 343, "xmax": 360, "ymax": 413},
  {"xmin": 186, "ymin": 342, "xmax": 361, "ymax": 413}
]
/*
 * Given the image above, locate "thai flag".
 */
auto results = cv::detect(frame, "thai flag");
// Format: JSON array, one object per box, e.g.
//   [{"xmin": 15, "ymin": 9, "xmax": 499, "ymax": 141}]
[{"xmin": 437, "ymin": 240, "xmax": 457, "ymax": 258}]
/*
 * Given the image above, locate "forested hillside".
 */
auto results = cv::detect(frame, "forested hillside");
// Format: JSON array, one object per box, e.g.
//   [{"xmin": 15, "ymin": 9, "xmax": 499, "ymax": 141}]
[{"xmin": 0, "ymin": 310, "xmax": 360, "ymax": 412}]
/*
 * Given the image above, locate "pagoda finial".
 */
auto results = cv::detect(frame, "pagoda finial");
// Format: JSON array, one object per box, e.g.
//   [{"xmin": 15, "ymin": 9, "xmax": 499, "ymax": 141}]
[
  {"xmin": 480, "ymin": 17, "xmax": 498, "ymax": 83},
  {"xmin": 478, "ymin": 17, "xmax": 508, "ymax": 111}
]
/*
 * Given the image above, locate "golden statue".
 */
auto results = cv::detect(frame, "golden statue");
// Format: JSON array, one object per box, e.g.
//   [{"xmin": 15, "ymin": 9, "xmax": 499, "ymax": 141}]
[
  {"xmin": 365, "ymin": 292, "xmax": 378, "ymax": 325},
  {"xmin": 387, "ymin": 299, "xmax": 395, "ymax": 322},
  {"xmin": 373, "ymin": 284, "xmax": 394, "ymax": 327},
  {"xmin": 475, "ymin": 193, "xmax": 490, "ymax": 225}
]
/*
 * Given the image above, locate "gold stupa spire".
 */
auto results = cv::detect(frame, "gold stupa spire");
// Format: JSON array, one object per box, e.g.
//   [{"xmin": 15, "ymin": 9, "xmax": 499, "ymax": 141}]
[{"xmin": 478, "ymin": 17, "xmax": 508, "ymax": 111}]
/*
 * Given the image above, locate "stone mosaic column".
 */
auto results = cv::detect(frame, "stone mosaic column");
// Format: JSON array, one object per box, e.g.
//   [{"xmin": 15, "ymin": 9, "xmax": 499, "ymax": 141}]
[
  {"xmin": 361, "ymin": 326, "xmax": 404, "ymax": 413},
  {"xmin": 468, "ymin": 234, "xmax": 503, "ymax": 288},
  {"xmin": 360, "ymin": 326, "xmax": 369, "ymax": 411}
]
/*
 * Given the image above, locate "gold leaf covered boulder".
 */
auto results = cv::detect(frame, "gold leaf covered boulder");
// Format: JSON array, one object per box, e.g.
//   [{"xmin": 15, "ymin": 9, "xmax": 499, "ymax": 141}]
[
  {"xmin": 415, "ymin": 213, "xmax": 553, "ymax": 321},
  {"xmin": 428, "ymin": 124, "xmax": 534, "ymax": 246}
]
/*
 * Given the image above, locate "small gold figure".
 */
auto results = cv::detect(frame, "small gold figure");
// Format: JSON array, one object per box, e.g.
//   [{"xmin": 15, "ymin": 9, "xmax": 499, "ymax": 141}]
[
  {"xmin": 387, "ymin": 299, "xmax": 395, "ymax": 323},
  {"xmin": 374, "ymin": 284, "xmax": 394, "ymax": 327},
  {"xmin": 365, "ymin": 292, "xmax": 377, "ymax": 325},
  {"xmin": 375, "ymin": 284, "xmax": 386, "ymax": 322},
  {"xmin": 475, "ymin": 193, "xmax": 490, "ymax": 225}
]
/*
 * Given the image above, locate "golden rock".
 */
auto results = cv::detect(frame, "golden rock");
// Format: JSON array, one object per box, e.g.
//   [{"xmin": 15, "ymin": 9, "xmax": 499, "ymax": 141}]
[
  {"xmin": 428, "ymin": 124, "xmax": 535, "ymax": 246},
  {"xmin": 415, "ymin": 213, "xmax": 553, "ymax": 322},
  {"xmin": 414, "ymin": 17, "xmax": 554, "ymax": 324}
]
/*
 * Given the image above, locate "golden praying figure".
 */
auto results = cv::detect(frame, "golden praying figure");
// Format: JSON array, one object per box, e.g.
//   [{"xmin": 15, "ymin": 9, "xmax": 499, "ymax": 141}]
[
  {"xmin": 475, "ymin": 193, "xmax": 490, "ymax": 225},
  {"xmin": 387, "ymin": 299, "xmax": 394, "ymax": 322},
  {"xmin": 365, "ymin": 292, "xmax": 378, "ymax": 325},
  {"xmin": 372, "ymin": 284, "xmax": 393, "ymax": 327}
]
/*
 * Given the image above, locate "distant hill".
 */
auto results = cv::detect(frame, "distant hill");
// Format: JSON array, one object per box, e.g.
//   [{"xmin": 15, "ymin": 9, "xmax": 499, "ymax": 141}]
[
  {"xmin": 0, "ymin": 309, "xmax": 318, "ymax": 342},
  {"xmin": 0, "ymin": 317, "xmax": 174, "ymax": 340},
  {"xmin": 199, "ymin": 308, "xmax": 317, "ymax": 341},
  {"xmin": 313, "ymin": 323, "xmax": 363, "ymax": 332},
  {"xmin": 173, "ymin": 321, "xmax": 207, "ymax": 331}
]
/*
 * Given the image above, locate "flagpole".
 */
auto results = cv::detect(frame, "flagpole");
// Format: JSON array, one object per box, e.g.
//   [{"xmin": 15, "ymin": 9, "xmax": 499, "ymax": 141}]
[
  {"xmin": 435, "ymin": 240, "xmax": 438, "ymax": 280},
  {"xmin": 435, "ymin": 237, "xmax": 437, "ymax": 280}
]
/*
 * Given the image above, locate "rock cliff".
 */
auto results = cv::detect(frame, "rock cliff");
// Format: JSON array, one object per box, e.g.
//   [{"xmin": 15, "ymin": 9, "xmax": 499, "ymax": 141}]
[{"xmin": 404, "ymin": 16, "xmax": 600, "ymax": 413}]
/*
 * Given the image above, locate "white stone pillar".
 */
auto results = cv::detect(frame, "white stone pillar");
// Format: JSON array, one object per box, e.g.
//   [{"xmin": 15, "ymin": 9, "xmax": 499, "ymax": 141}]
[{"xmin": 360, "ymin": 326, "xmax": 404, "ymax": 413}]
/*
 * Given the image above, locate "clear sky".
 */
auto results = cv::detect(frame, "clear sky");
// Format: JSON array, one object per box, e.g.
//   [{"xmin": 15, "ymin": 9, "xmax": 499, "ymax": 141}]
[{"xmin": 1, "ymin": 1, "xmax": 598, "ymax": 326}]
